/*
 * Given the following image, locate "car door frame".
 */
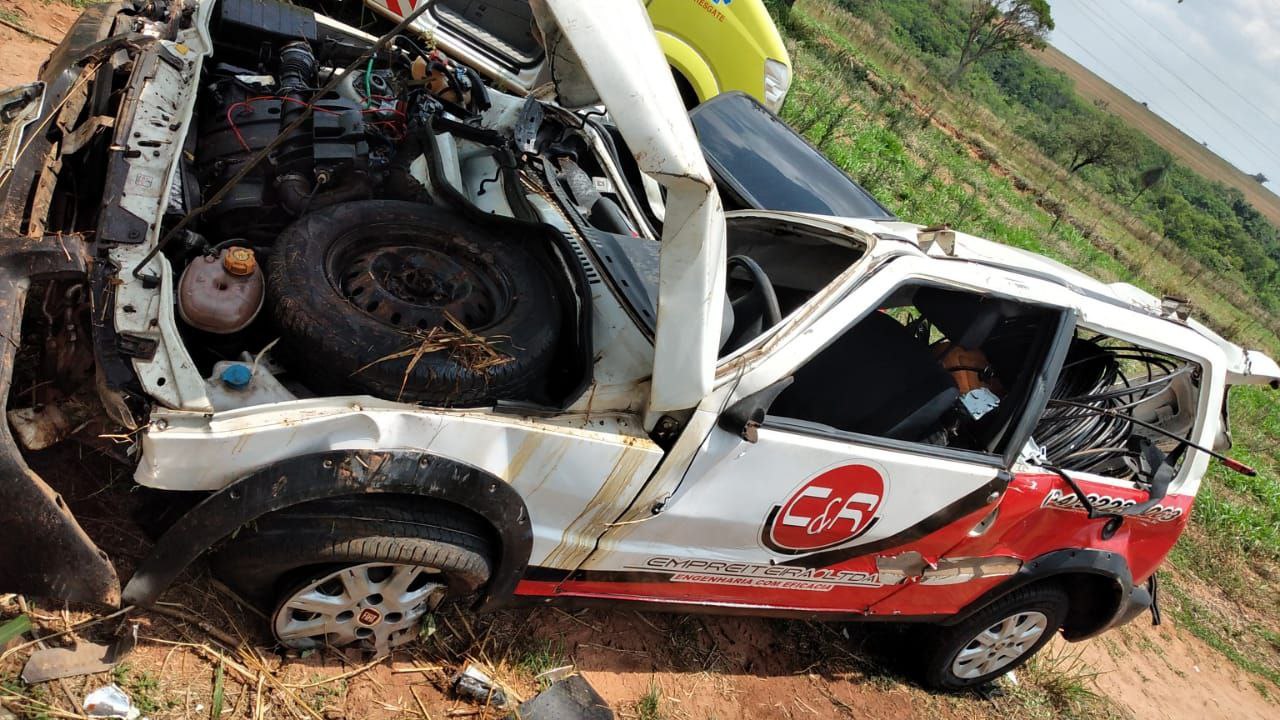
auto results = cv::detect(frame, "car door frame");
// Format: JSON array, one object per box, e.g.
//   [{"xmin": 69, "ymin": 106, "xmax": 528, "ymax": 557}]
[
  {"xmin": 574, "ymin": 254, "xmax": 1078, "ymax": 605},
  {"xmin": 736, "ymin": 256, "xmax": 1078, "ymax": 471},
  {"xmin": 715, "ymin": 265, "xmax": 1077, "ymax": 566}
]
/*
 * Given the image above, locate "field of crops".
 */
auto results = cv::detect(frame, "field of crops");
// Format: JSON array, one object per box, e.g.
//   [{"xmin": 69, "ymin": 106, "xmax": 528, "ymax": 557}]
[{"xmin": 1036, "ymin": 44, "xmax": 1280, "ymax": 230}]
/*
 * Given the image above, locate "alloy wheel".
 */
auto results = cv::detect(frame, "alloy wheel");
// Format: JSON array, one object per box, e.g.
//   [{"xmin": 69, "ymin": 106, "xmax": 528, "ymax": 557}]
[
  {"xmin": 949, "ymin": 610, "xmax": 1049, "ymax": 679},
  {"xmin": 272, "ymin": 562, "xmax": 446, "ymax": 656}
]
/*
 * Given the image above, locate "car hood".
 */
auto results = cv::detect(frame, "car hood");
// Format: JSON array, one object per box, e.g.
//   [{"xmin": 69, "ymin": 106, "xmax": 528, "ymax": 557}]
[{"xmin": 531, "ymin": 0, "xmax": 727, "ymax": 415}]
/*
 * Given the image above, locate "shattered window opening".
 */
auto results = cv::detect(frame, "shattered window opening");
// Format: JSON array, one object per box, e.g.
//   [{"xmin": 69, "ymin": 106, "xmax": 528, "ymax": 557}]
[
  {"xmin": 767, "ymin": 284, "xmax": 1065, "ymax": 457},
  {"xmin": 1033, "ymin": 329, "xmax": 1201, "ymax": 481}
]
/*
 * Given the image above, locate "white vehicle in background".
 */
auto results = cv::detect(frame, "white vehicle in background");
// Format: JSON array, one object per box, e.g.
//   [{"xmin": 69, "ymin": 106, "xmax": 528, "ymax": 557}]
[{"xmin": 1, "ymin": 0, "xmax": 1276, "ymax": 691}]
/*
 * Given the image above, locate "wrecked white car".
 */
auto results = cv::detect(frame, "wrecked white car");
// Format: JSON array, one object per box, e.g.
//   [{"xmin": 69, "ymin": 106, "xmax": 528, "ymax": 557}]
[{"xmin": 2, "ymin": 0, "xmax": 1278, "ymax": 690}]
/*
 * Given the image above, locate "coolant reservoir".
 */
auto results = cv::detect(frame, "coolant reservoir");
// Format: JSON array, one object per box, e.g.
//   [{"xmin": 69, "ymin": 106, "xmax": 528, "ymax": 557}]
[{"xmin": 178, "ymin": 246, "xmax": 264, "ymax": 334}]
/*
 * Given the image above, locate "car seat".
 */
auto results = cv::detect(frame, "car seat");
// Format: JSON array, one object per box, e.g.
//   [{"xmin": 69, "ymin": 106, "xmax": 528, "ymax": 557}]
[{"xmin": 769, "ymin": 311, "xmax": 960, "ymax": 441}]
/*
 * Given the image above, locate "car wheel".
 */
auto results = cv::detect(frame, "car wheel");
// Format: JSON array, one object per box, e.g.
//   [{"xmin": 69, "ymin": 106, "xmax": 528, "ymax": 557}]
[
  {"xmin": 923, "ymin": 583, "xmax": 1069, "ymax": 690},
  {"xmin": 268, "ymin": 200, "xmax": 561, "ymax": 406},
  {"xmin": 208, "ymin": 499, "xmax": 492, "ymax": 655}
]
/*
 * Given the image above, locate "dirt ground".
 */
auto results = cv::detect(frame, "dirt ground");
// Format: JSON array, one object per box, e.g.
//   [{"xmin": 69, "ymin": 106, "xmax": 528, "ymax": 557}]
[
  {"xmin": 2, "ymin": 2, "xmax": 1279, "ymax": 718},
  {"xmin": 0, "ymin": 0, "xmax": 77, "ymax": 83}
]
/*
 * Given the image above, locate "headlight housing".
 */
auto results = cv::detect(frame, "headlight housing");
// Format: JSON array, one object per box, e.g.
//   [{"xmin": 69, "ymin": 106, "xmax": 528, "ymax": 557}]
[{"xmin": 763, "ymin": 58, "xmax": 791, "ymax": 112}]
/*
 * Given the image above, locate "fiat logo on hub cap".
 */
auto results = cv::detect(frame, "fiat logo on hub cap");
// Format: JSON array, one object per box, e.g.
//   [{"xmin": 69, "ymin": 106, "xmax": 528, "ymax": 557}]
[
  {"xmin": 762, "ymin": 463, "xmax": 886, "ymax": 554},
  {"xmin": 357, "ymin": 608, "xmax": 382, "ymax": 626}
]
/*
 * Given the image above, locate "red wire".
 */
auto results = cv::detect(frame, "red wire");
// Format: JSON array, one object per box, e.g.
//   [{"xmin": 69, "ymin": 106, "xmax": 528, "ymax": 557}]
[
  {"xmin": 225, "ymin": 95, "xmax": 343, "ymax": 151},
  {"xmin": 224, "ymin": 95, "xmax": 409, "ymax": 149}
]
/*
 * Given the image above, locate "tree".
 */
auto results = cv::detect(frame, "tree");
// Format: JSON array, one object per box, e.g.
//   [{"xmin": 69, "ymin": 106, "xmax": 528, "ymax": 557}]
[
  {"xmin": 1055, "ymin": 112, "xmax": 1142, "ymax": 175},
  {"xmin": 949, "ymin": 0, "xmax": 1054, "ymax": 86}
]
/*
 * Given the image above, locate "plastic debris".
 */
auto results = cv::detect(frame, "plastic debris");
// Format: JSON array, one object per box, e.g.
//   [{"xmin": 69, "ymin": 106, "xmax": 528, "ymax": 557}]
[
  {"xmin": 534, "ymin": 664, "xmax": 575, "ymax": 685},
  {"xmin": 83, "ymin": 684, "xmax": 141, "ymax": 719},
  {"xmin": 22, "ymin": 621, "xmax": 137, "ymax": 684},
  {"xmin": 451, "ymin": 663, "xmax": 509, "ymax": 708},
  {"xmin": 507, "ymin": 675, "xmax": 614, "ymax": 720}
]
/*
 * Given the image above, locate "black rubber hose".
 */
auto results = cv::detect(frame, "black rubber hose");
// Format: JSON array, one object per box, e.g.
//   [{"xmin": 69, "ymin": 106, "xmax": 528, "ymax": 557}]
[
  {"xmin": 384, "ymin": 134, "xmax": 433, "ymax": 203},
  {"xmin": 276, "ymin": 172, "xmax": 371, "ymax": 216},
  {"xmin": 464, "ymin": 66, "xmax": 491, "ymax": 112},
  {"xmin": 588, "ymin": 197, "xmax": 634, "ymax": 236},
  {"xmin": 278, "ymin": 42, "xmax": 317, "ymax": 96},
  {"xmin": 275, "ymin": 173, "xmax": 313, "ymax": 216}
]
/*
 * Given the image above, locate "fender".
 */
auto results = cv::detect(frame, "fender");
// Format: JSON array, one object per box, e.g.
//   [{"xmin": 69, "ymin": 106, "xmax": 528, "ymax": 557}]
[
  {"xmin": 945, "ymin": 548, "xmax": 1138, "ymax": 640},
  {"xmin": 0, "ymin": 0, "xmax": 162, "ymax": 609},
  {"xmin": 122, "ymin": 450, "xmax": 533, "ymax": 610},
  {"xmin": 655, "ymin": 30, "xmax": 718, "ymax": 104},
  {"xmin": 0, "ymin": 235, "xmax": 119, "ymax": 606}
]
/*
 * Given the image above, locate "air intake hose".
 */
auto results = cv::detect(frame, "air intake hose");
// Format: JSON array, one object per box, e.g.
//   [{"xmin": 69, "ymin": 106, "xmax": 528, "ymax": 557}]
[{"xmin": 277, "ymin": 41, "xmax": 317, "ymax": 96}]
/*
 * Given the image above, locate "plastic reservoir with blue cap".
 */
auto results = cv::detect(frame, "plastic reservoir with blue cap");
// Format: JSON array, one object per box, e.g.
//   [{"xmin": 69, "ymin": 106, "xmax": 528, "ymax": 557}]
[{"xmin": 206, "ymin": 357, "xmax": 297, "ymax": 411}]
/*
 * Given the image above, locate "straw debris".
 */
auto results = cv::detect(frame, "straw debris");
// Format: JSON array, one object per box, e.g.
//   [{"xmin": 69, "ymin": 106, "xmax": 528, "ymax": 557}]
[{"xmin": 353, "ymin": 312, "xmax": 513, "ymax": 400}]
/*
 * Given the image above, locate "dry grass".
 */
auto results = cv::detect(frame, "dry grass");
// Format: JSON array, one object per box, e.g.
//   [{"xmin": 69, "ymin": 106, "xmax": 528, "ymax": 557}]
[{"xmin": 352, "ymin": 311, "xmax": 512, "ymax": 400}]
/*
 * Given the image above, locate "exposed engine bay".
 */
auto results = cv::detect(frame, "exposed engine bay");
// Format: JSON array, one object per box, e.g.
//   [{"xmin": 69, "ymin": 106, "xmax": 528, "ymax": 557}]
[
  {"xmin": 193, "ymin": 37, "xmax": 478, "ymax": 243},
  {"xmin": 86, "ymin": 0, "xmax": 665, "ymax": 418}
]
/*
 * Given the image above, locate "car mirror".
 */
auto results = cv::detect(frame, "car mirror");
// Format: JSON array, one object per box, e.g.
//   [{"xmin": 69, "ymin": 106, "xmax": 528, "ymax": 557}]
[{"xmin": 718, "ymin": 377, "xmax": 794, "ymax": 443}]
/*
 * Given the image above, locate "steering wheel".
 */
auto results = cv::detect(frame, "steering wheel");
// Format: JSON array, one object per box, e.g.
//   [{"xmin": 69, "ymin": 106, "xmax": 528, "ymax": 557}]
[{"xmin": 722, "ymin": 255, "xmax": 783, "ymax": 353}]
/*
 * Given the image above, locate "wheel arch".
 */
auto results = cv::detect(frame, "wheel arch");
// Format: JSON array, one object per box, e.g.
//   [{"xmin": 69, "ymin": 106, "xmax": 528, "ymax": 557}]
[
  {"xmin": 122, "ymin": 450, "xmax": 532, "ymax": 611},
  {"xmin": 945, "ymin": 548, "xmax": 1134, "ymax": 641},
  {"xmin": 670, "ymin": 68, "xmax": 700, "ymax": 110},
  {"xmin": 655, "ymin": 30, "xmax": 718, "ymax": 106}
]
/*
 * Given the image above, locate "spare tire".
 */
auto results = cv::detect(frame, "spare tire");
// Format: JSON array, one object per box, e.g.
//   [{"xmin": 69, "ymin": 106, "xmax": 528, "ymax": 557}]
[{"xmin": 268, "ymin": 200, "xmax": 560, "ymax": 405}]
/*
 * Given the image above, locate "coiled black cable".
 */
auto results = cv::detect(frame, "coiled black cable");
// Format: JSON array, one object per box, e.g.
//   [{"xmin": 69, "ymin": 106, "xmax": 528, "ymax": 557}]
[{"xmin": 1034, "ymin": 336, "xmax": 1188, "ymax": 477}]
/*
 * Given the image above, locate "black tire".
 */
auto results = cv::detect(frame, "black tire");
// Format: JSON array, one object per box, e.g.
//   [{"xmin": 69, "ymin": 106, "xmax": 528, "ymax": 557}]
[
  {"xmin": 923, "ymin": 583, "xmax": 1069, "ymax": 690},
  {"xmin": 208, "ymin": 498, "xmax": 493, "ymax": 612},
  {"xmin": 268, "ymin": 200, "xmax": 561, "ymax": 405}
]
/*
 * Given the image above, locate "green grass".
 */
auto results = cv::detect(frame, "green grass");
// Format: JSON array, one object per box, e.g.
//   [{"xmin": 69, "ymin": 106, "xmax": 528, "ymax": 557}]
[
  {"xmin": 1, "ymin": 676, "xmax": 57, "ymax": 720},
  {"xmin": 1006, "ymin": 644, "xmax": 1123, "ymax": 720},
  {"xmin": 1169, "ymin": 386, "xmax": 1280, "ymax": 580},
  {"xmin": 112, "ymin": 663, "xmax": 175, "ymax": 715},
  {"xmin": 780, "ymin": 11, "xmax": 1107, "ymax": 274},
  {"xmin": 635, "ymin": 680, "xmax": 665, "ymax": 720},
  {"xmin": 1161, "ymin": 383, "xmax": 1280, "ymax": 686},
  {"xmin": 773, "ymin": 0, "xmax": 1280, "ymax": 697},
  {"xmin": 780, "ymin": 0, "xmax": 1280, "ymax": 360},
  {"xmin": 1162, "ymin": 581, "xmax": 1280, "ymax": 687},
  {"xmin": 513, "ymin": 636, "xmax": 567, "ymax": 689},
  {"xmin": 0, "ymin": 8, "xmax": 24, "ymax": 26},
  {"xmin": 210, "ymin": 663, "xmax": 225, "ymax": 720}
]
